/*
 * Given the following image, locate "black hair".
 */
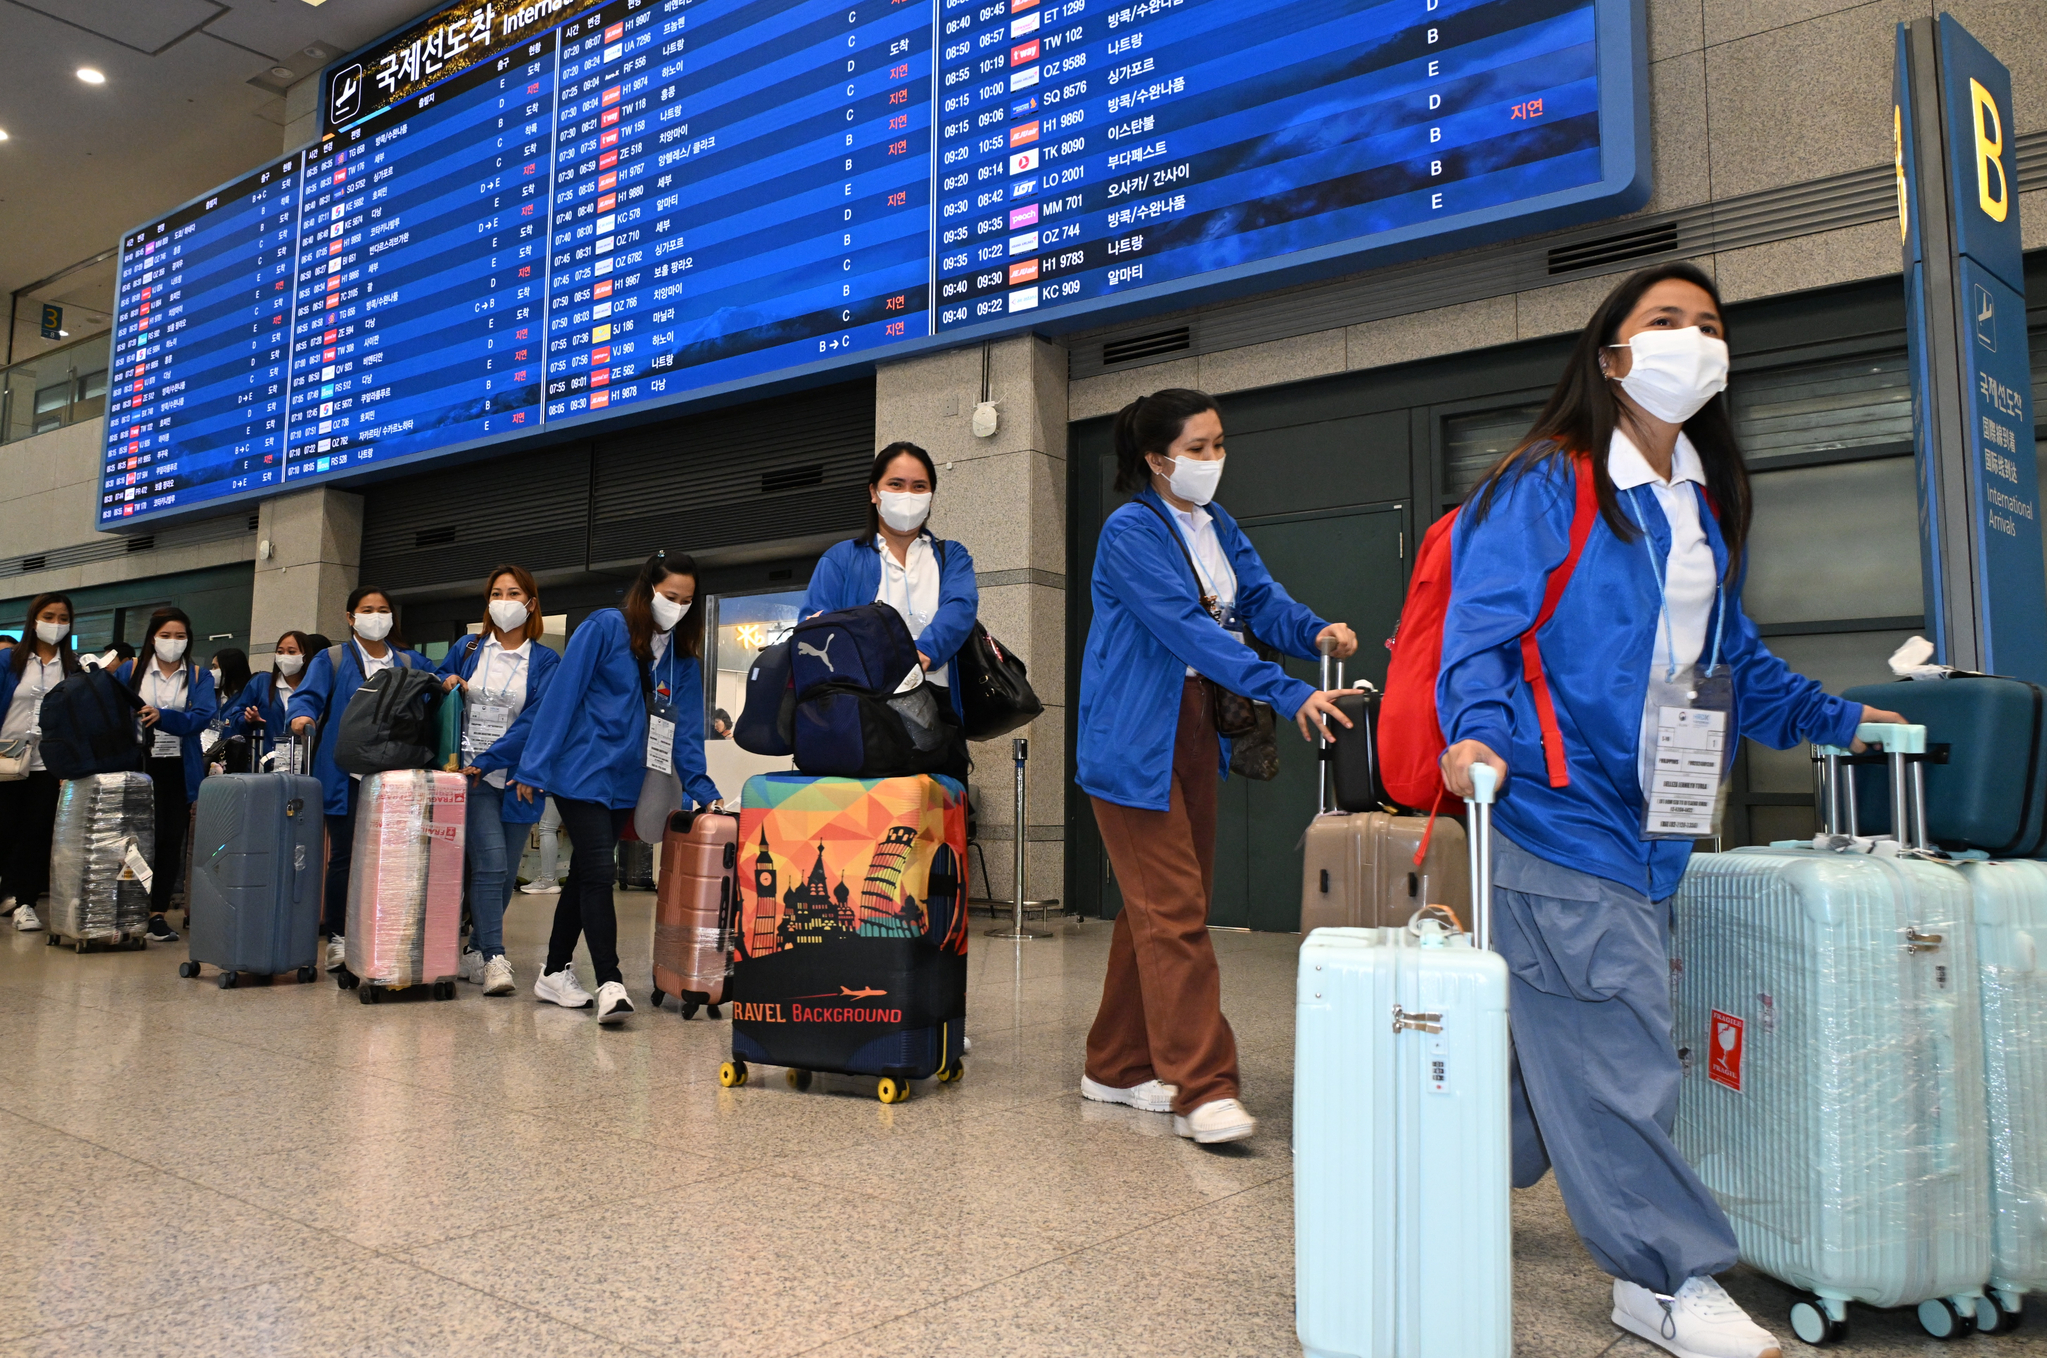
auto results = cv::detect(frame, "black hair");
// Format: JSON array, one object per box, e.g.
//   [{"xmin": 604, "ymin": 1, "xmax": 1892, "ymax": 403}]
[
  {"xmin": 866, "ymin": 441, "xmax": 937, "ymax": 539},
  {"xmin": 1466, "ymin": 263, "xmax": 1750, "ymax": 577},
  {"xmin": 623, "ymin": 550, "xmax": 705, "ymax": 663},
  {"xmin": 211, "ymin": 647, "xmax": 252, "ymax": 701},
  {"xmin": 345, "ymin": 585, "xmax": 392, "ymax": 614},
  {"xmin": 128, "ymin": 607, "xmax": 196, "ymax": 692},
  {"xmin": 302, "ymin": 632, "xmax": 333, "ymax": 654},
  {"xmin": 8, "ymin": 592, "xmax": 80, "ymax": 679},
  {"xmin": 1111, "ymin": 388, "xmax": 1221, "ymax": 494}
]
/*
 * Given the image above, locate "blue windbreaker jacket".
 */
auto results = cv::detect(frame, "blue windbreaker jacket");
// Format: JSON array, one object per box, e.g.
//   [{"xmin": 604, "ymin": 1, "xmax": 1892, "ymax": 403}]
[
  {"xmin": 1077, "ymin": 489, "xmax": 1329, "ymax": 810},
  {"xmin": 437, "ymin": 633, "xmax": 562, "ymax": 825},
  {"xmin": 801, "ymin": 532, "xmax": 980, "ymax": 717},
  {"xmin": 224, "ymin": 671, "xmax": 300, "ymax": 750},
  {"xmin": 512, "ymin": 609, "xmax": 718, "ymax": 810},
  {"xmin": 285, "ymin": 640, "xmax": 434, "ymax": 815},
  {"xmin": 1439, "ymin": 456, "xmax": 1863, "ymax": 899},
  {"xmin": 115, "ymin": 660, "xmax": 220, "ymax": 802}
]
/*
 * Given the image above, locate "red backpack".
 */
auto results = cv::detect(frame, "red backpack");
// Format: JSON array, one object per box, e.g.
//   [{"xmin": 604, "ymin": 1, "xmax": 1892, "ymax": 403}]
[{"xmin": 1379, "ymin": 454, "xmax": 1599, "ymax": 814}]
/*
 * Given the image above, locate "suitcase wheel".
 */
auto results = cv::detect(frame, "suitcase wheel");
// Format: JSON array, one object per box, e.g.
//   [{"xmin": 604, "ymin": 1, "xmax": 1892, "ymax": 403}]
[
  {"xmin": 680, "ymin": 1000, "xmax": 699, "ymax": 1020},
  {"xmin": 336, "ymin": 968, "xmax": 359, "ymax": 990},
  {"xmin": 876, "ymin": 1076, "xmax": 909, "ymax": 1105},
  {"xmin": 718, "ymin": 1060, "xmax": 748, "ymax": 1088},
  {"xmin": 45, "ymin": 933, "xmax": 57, "ymax": 947},
  {"xmin": 434, "ymin": 980, "xmax": 457, "ymax": 1001},
  {"xmin": 1917, "ymin": 1296, "xmax": 1974, "ymax": 1341},
  {"xmin": 649, "ymin": 986, "xmax": 664, "ymax": 1011},
  {"xmin": 177, "ymin": 961, "xmax": 199, "ymax": 979},
  {"xmin": 936, "ymin": 1061, "xmax": 965, "ymax": 1084},
  {"xmin": 784, "ymin": 1068, "xmax": 812, "ymax": 1092},
  {"xmin": 296, "ymin": 966, "xmax": 316, "ymax": 984},
  {"xmin": 218, "ymin": 971, "xmax": 238, "ymax": 990},
  {"xmin": 1976, "ymin": 1292, "xmax": 2024, "ymax": 1335},
  {"xmin": 706, "ymin": 1003, "xmax": 721, "ymax": 1020},
  {"xmin": 1789, "ymin": 1297, "xmax": 1847, "ymax": 1346},
  {"xmin": 360, "ymin": 985, "xmax": 382, "ymax": 1005}
]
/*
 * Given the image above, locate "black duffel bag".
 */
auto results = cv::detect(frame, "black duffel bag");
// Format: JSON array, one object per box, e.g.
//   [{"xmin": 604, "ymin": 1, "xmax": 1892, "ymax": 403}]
[
  {"xmin": 37, "ymin": 665, "xmax": 147, "ymax": 779},
  {"xmin": 331, "ymin": 668, "xmax": 446, "ymax": 775},
  {"xmin": 952, "ymin": 623, "xmax": 1043, "ymax": 741}
]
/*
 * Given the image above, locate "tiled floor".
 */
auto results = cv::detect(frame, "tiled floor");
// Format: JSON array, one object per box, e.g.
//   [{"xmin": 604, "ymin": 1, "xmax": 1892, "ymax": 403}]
[{"xmin": 0, "ymin": 898, "xmax": 2040, "ymax": 1356}]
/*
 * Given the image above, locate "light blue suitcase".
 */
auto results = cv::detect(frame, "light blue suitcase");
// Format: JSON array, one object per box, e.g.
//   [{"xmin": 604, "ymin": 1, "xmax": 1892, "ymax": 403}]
[
  {"xmin": 1672, "ymin": 725, "xmax": 1990, "ymax": 1344},
  {"xmin": 1958, "ymin": 856, "xmax": 2047, "ymax": 1334},
  {"xmin": 1296, "ymin": 765, "xmax": 1511, "ymax": 1358}
]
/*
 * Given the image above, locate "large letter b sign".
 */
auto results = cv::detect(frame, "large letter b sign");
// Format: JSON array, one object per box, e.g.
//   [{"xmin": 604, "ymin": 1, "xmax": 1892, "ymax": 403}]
[{"xmin": 1971, "ymin": 77, "xmax": 2008, "ymax": 222}]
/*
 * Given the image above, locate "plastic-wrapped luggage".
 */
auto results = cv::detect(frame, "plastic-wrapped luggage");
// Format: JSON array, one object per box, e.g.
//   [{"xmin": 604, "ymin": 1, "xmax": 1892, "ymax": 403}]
[
  {"xmin": 652, "ymin": 808, "xmax": 738, "ymax": 1017},
  {"xmin": 1958, "ymin": 856, "xmax": 2047, "ymax": 1333},
  {"xmin": 1295, "ymin": 764, "xmax": 1511, "ymax": 1358},
  {"xmin": 181, "ymin": 736, "xmax": 324, "ymax": 987},
  {"xmin": 46, "ymin": 772, "xmax": 155, "ymax": 950},
  {"xmin": 337, "ymin": 770, "xmax": 464, "ymax": 1002},
  {"xmin": 1671, "ymin": 725, "xmax": 1991, "ymax": 1343},
  {"xmin": 724, "ymin": 772, "xmax": 968, "ymax": 1103}
]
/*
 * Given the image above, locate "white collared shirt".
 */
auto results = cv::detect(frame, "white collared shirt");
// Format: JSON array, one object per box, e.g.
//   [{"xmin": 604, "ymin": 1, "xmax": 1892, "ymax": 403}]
[
  {"xmin": 465, "ymin": 634, "xmax": 531, "ymax": 788},
  {"xmin": 874, "ymin": 533, "xmax": 948, "ymax": 687},
  {"xmin": 2, "ymin": 652, "xmax": 64, "ymax": 771},
  {"xmin": 1608, "ymin": 429, "xmax": 1717, "ymax": 680},
  {"xmin": 1167, "ymin": 502, "xmax": 1238, "ymax": 677},
  {"xmin": 144, "ymin": 662, "xmax": 189, "ymax": 759}
]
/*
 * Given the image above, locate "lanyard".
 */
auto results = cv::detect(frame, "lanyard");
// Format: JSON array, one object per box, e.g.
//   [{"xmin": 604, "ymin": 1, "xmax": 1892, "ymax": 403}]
[
  {"xmin": 473, "ymin": 639, "xmax": 521, "ymax": 701},
  {"xmin": 1168, "ymin": 511, "xmax": 1233, "ymax": 607},
  {"xmin": 1623, "ymin": 486, "xmax": 1723, "ymax": 682}
]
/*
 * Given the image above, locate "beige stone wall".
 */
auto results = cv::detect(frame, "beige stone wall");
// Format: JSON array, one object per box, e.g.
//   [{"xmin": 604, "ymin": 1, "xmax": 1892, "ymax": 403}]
[
  {"xmin": 248, "ymin": 488, "xmax": 363, "ymax": 660},
  {"xmin": 1071, "ymin": 0, "xmax": 2047, "ymax": 420},
  {"xmin": 875, "ymin": 336, "xmax": 1069, "ymax": 907}
]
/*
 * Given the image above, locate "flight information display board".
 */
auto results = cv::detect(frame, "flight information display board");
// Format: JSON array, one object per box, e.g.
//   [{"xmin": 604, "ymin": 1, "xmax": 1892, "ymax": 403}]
[{"xmin": 101, "ymin": 0, "xmax": 1641, "ymax": 525}]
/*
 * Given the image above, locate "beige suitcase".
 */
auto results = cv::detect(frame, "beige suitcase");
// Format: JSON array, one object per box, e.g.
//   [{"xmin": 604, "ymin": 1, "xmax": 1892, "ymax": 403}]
[{"xmin": 1300, "ymin": 810, "xmax": 1469, "ymax": 934}]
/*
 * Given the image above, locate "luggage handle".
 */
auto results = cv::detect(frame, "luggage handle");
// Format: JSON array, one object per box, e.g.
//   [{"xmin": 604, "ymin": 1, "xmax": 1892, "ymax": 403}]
[
  {"xmin": 1815, "ymin": 722, "xmax": 1931, "ymax": 851},
  {"xmin": 1466, "ymin": 762, "xmax": 1497, "ymax": 951},
  {"xmin": 1317, "ymin": 636, "xmax": 1338, "ymax": 815}
]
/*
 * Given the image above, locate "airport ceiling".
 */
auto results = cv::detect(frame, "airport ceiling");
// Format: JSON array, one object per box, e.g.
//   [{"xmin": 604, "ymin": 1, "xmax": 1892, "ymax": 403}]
[{"xmin": 0, "ymin": 0, "xmax": 433, "ymax": 300}]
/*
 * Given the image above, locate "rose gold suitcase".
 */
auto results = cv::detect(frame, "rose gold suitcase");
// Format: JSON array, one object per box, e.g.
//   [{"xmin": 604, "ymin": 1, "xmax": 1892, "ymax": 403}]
[
  {"xmin": 1300, "ymin": 810, "xmax": 1469, "ymax": 934},
  {"xmin": 651, "ymin": 808, "xmax": 739, "ymax": 1017}
]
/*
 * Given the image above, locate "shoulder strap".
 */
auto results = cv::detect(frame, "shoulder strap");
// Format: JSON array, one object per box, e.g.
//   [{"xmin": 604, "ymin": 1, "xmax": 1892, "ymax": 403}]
[
  {"xmin": 1517, "ymin": 455, "xmax": 1600, "ymax": 788},
  {"xmin": 1135, "ymin": 497, "xmax": 1219, "ymax": 616},
  {"xmin": 326, "ymin": 643, "xmax": 348, "ymax": 676}
]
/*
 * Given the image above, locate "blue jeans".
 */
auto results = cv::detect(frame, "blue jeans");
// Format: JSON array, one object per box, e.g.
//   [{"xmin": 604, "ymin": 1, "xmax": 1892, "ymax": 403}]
[{"xmin": 464, "ymin": 780, "xmax": 531, "ymax": 958}]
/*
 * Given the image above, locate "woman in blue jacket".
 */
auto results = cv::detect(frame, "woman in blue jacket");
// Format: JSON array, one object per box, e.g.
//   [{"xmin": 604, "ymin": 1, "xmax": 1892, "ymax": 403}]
[
  {"xmin": 1436, "ymin": 264, "xmax": 1905, "ymax": 1358},
  {"xmin": 803, "ymin": 441, "xmax": 978, "ymax": 771},
  {"xmin": 436, "ymin": 565, "xmax": 559, "ymax": 997},
  {"xmin": 227, "ymin": 630, "xmax": 317, "ymax": 763},
  {"xmin": 1075, "ymin": 388, "xmax": 1356, "ymax": 1148},
  {"xmin": 118, "ymin": 607, "xmax": 220, "ymax": 943},
  {"xmin": 513, "ymin": 550, "xmax": 718, "ymax": 1025},
  {"xmin": 287, "ymin": 588, "xmax": 433, "ymax": 972},
  {"xmin": 0, "ymin": 592, "xmax": 83, "ymax": 933}
]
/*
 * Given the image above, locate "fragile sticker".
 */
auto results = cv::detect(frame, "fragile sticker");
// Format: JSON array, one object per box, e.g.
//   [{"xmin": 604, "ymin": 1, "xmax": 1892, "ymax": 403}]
[{"xmin": 1709, "ymin": 1009, "xmax": 1744, "ymax": 1093}]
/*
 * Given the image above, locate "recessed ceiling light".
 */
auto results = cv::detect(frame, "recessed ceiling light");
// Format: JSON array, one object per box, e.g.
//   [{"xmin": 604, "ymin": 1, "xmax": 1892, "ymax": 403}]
[
  {"xmin": 0, "ymin": 129, "xmax": 9, "ymax": 141},
  {"xmin": 301, "ymin": 0, "xmax": 327, "ymax": 6},
  {"xmin": 270, "ymin": 65, "xmax": 295, "ymax": 79},
  {"xmin": 76, "ymin": 67, "xmax": 105, "ymax": 84}
]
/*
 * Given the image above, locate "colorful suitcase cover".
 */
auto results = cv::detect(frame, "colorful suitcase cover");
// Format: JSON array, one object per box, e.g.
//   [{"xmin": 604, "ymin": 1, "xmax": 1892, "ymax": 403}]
[
  {"xmin": 1296, "ymin": 765, "xmax": 1511, "ymax": 1358},
  {"xmin": 343, "ymin": 771, "xmax": 465, "ymax": 991},
  {"xmin": 732, "ymin": 773, "xmax": 968, "ymax": 1079},
  {"xmin": 47, "ymin": 772, "xmax": 155, "ymax": 945},
  {"xmin": 1960, "ymin": 858, "xmax": 2047, "ymax": 1309},
  {"xmin": 187, "ymin": 768, "xmax": 324, "ymax": 979},
  {"xmin": 653, "ymin": 808, "xmax": 739, "ymax": 1012},
  {"xmin": 1300, "ymin": 811, "xmax": 1468, "ymax": 936},
  {"xmin": 1671, "ymin": 847, "xmax": 1990, "ymax": 1310}
]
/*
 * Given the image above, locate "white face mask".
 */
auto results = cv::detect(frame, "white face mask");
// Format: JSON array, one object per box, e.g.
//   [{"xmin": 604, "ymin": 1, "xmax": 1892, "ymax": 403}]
[
  {"xmin": 1610, "ymin": 327, "xmax": 1729, "ymax": 425},
  {"xmin": 1163, "ymin": 454, "xmax": 1225, "ymax": 506},
  {"xmin": 650, "ymin": 592, "xmax": 689, "ymax": 632},
  {"xmin": 275, "ymin": 654, "xmax": 305, "ymax": 676},
  {"xmin": 156, "ymin": 637, "xmax": 189, "ymax": 664},
  {"xmin": 488, "ymin": 599, "xmax": 530, "ymax": 632},
  {"xmin": 209, "ymin": 667, "xmax": 222, "ymax": 684},
  {"xmin": 34, "ymin": 620, "xmax": 68, "ymax": 646},
  {"xmin": 876, "ymin": 491, "xmax": 932, "ymax": 534},
  {"xmin": 353, "ymin": 611, "xmax": 394, "ymax": 642}
]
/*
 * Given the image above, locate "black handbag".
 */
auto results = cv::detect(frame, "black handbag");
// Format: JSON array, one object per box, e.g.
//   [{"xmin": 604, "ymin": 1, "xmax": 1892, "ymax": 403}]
[{"xmin": 952, "ymin": 623, "xmax": 1043, "ymax": 741}]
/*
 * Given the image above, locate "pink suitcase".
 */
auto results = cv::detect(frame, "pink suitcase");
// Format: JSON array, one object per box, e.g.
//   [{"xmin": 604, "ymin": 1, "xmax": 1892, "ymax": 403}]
[{"xmin": 339, "ymin": 770, "xmax": 465, "ymax": 1002}]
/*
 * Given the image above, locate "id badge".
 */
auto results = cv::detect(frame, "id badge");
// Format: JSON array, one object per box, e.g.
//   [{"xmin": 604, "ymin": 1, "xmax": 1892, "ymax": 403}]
[
  {"xmin": 645, "ymin": 708, "xmax": 676, "ymax": 775},
  {"xmin": 1216, "ymin": 602, "xmax": 1246, "ymax": 648},
  {"xmin": 466, "ymin": 699, "xmax": 512, "ymax": 754},
  {"xmin": 1640, "ymin": 664, "xmax": 1734, "ymax": 841}
]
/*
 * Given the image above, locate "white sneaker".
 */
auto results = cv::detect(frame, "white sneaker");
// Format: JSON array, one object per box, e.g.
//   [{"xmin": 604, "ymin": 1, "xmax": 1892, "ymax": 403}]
[
  {"xmin": 1173, "ymin": 1097, "xmax": 1257, "ymax": 1145},
  {"xmin": 1613, "ymin": 1276, "xmax": 1782, "ymax": 1358},
  {"xmin": 595, "ymin": 980, "xmax": 634, "ymax": 1025},
  {"xmin": 482, "ymin": 955, "xmax": 516, "ymax": 997},
  {"xmin": 519, "ymin": 880, "xmax": 560, "ymax": 895},
  {"xmin": 325, "ymin": 935, "xmax": 347, "ymax": 972},
  {"xmin": 457, "ymin": 947, "xmax": 485, "ymax": 984},
  {"xmin": 534, "ymin": 967, "xmax": 593, "ymax": 1009},
  {"xmin": 14, "ymin": 904, "xmax": 41, "ymax": 932},
  {"xmin": 1081, "ymin": 1075, "xmax": 1178, "ymax": 1113}
]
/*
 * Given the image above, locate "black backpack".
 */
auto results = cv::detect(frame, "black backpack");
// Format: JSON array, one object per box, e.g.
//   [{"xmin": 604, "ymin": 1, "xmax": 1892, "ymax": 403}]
[
  {"xmin": 37, "ymin": 665, "xmax": 147, "ymax": 779},
  {"xmin": 331, "ymin": 666, "xmax": 446, "ymax": 775}
]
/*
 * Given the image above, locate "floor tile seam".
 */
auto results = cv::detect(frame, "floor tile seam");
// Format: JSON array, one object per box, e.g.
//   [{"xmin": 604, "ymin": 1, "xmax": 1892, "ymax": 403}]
[
  {"xmin": 364, "ymin": 1252, "xmax": 670, "ymax": 1356},
  {"xmin": 0, "ymin": 1103, "xmax": 192, "ymax": 1181},
  {"xmin": 0, "ymin": 1271, "xmax": 332, "ymax": 1345}
]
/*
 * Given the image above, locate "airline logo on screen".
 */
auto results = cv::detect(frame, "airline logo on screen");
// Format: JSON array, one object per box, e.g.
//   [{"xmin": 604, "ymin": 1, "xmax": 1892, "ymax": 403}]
[{"xmin": 324, "ymin": 0, "xmax": 607, "ymax": 133}]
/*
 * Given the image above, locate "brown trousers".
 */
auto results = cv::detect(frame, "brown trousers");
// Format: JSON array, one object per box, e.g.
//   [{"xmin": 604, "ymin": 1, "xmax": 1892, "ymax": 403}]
[{"xmin": 1085, "ymin": 678, "xmax": 1239, "ymax": 1113}]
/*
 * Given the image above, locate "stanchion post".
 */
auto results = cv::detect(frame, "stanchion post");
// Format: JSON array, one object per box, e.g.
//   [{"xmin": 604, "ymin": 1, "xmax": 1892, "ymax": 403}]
[{"xmin": 986, "ymin": 736, "xmax": 1053, "ymax": 939}]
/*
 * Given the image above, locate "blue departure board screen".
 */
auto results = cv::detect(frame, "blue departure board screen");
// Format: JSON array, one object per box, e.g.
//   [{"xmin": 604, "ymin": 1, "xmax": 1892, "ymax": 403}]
[{"xmin": 101, "ymin": 0, "xmax": 1642, "ymax": 526}]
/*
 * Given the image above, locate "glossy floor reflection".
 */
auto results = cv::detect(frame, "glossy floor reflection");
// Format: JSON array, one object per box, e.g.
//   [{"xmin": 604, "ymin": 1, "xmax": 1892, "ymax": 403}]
[{"xmin": 1, "ymin": 898, "xmax": 2041, "ymax": 1356}]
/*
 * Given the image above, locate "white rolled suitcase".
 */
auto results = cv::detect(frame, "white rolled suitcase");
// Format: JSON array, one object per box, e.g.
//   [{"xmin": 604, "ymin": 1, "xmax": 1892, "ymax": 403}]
[
  {"xmin": 1671, "ymin": 724, "xmax": 1990, "ymax": 1344},
  {"xmin": 1295, "ymin": 764, "xmax": 1511, "ymax": 1358}
]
